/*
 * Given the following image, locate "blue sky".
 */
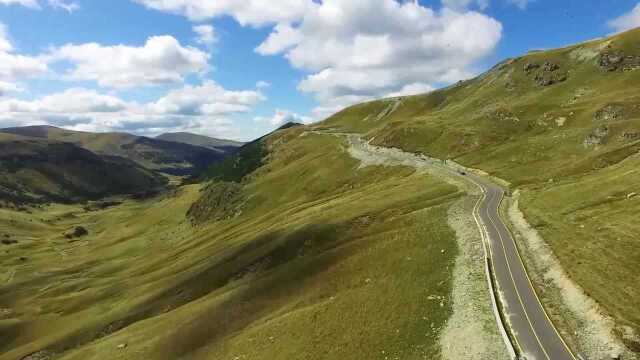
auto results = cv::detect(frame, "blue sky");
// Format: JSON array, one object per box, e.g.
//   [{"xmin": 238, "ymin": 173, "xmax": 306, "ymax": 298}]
[{"xmin": 0, "ymin": 0, "xmax": 639, "ymax": 141}]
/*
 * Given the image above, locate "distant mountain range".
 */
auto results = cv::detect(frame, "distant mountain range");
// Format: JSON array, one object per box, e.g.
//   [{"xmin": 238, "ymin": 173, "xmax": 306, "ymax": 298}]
[
  {"xmin": 156, "ymin": 132, "xmax": 244, "ymax": 152},
  {"xmin": 0, "ymin": 132, "xmax": 166, "ymax": 206},
  {"xmin": 0, "ymin": 126, "xmax": 239, "ymax": 176},
  {"xmin": 0, "ymin": 126, "xmax": 242, "ymax": 205}
]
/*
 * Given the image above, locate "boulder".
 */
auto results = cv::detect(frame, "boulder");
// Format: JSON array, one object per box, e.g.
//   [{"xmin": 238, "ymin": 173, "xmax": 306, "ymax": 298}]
[{"xmin": 65, "ymin": 226, "xmax": 88, "ymax": 239}]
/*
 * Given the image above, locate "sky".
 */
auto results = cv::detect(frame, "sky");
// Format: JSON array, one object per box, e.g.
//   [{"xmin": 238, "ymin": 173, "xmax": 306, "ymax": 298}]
[{"xmin": 0, "ymin": 0, "xmax": 639, "ymax": 141}]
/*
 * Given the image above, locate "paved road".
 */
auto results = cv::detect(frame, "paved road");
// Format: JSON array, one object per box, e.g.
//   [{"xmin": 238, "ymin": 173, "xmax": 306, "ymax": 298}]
[{"xmin": 468, "ymin": 174, "xmax": 576, "ymax": 360}]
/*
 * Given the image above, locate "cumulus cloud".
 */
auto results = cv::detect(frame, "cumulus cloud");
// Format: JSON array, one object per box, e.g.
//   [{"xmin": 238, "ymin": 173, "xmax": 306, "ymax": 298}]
[
  {"xmin": 0, "ymin": 80, "xmax": 23, "ymax": 96},
  {"xmin": 148, "ymin": 80, "xmax": 265, "ymax": 116},
  {"xmin": 47, "ymin": 35, "xmax": 209, "ymax": 88},
  {"xmin": 608, "ymin": 3, "xmax": 640, "ymax": 33},
  {"xmin": 442, "ymin": 0, "xmax": 531, "ymax": 10},
  {"xmin": 0, "ymin": 0, "xmax": 39, "ymax": 8},
  {"xmin": 0, "ymin": 82, "xmax": 264, "ymax": 139},
  {"xmin": 441, "ymin": 0, "xmax": 489, "ymax": 10},
  {"xmin": 254, "ymin": 109, "xmax": 312, "ymax": 126},
  {"xmin": 133, "ymin": 0, "xmax": 313, "ymax": 26},
  {"xmin": 47, "ymin": 0, "xmax": 79, "ymax": 13},
  {"xmin": 0, "ymin": 0, "xmax": 79, "ymax": 11},
  {"xmin": 256, "ymin": 0, "xmax": 502, "ymax": 118},
  {"xmin": 256, "ymin": 80, "xmax": 271, "ymax": 89},
  {"xmin": 0, "ymin": 23, "xmax": 48, "ymax": 81},
  {"xmin": 193, "ymin": 25, "xmax": 217, "ymax": 46}
]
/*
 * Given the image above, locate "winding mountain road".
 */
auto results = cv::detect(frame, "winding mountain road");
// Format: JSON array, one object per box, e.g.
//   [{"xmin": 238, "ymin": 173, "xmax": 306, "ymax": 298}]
[
  {"xmin": 467, "ymin": 174, "xmax": 576, "ymax": 360},
  {"xmin": 338, "ymin": 132, "xmax": 577, "ymax": 360}
]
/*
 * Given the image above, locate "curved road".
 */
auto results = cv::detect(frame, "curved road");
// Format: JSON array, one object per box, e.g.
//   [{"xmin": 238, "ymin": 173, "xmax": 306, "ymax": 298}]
[
  {"xmin": 338, "ymin": 132, "xmax": 577, "ymax": 360},
  {"xmin": 468, "ymin": 174, "xmax": 576, "ymax": 360}
]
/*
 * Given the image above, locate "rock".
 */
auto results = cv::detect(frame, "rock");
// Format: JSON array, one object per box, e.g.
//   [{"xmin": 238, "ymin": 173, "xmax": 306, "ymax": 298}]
[
  {"xmin": 584, "ymin": 126, "xmax": 609, "ymax": 148},
  {"xmin": 21, "ymin": 351, "xmax": 52, "ymax": 360},
  {"xmin": 628, "ymin": 192, "xmax": 638, "ymax": 199},
  {"xmin": 523, "ymin": 62, "xmax": 540, "ymax": 73},
  {"xmin": 594, "ymin": 104, "xmax": 624, "ymax": 122},
  {"xmin": 543, "ymin": 61, "xmax": 560, "ymax": 72},
  {"xmin": 599, "ymin": 50, "xmax": 640, "ymax": 72},
  {"xmin": 65, "ymin": 226, "xmax": 88, "ymax": 239},
  {"xmin": 117, "ymin": 343, "xmax": 127, "ymax": 349}
]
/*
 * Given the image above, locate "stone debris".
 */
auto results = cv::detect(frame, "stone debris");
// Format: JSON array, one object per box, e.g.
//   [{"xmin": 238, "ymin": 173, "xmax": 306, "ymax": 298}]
[{"xmin": 599, "ymin": 50, "xmax": 640, "ymax": 72}]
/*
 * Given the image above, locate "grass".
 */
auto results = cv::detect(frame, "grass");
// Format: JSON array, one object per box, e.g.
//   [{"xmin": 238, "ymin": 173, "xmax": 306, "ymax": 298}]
[
  {"xmin": 311, "ymin": 27, "xmax": 640, "ymax": 348},
  {"xmin": 0, "ymin": 129, "xmax": 462, "ymax": 359}
]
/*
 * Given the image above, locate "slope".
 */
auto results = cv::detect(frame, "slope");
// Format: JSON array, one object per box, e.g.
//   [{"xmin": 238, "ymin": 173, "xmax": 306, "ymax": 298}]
[
  {"xmin": 314, "ymin": 27, "xmax": 640, "ymax": 352},
  {"xmin": 0, "ymin": 133, "xmax": 166, "ymax": 206},
  {"xmin": 0, "ymin": 126, "xmax": 229, "ymax": 176},
  {"xmin": 156, "ymin": 132, "xmax": 244, "ymax": 153},
  {"xmin": 0, "ymin": 124, "xmax": 490, "ymax": 360}
]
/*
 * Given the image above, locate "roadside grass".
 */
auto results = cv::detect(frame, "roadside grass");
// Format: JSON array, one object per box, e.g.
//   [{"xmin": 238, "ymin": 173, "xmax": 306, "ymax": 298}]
[
  {"xmin": 1, "ymin": 131, "xmax": 461, "ymax": 359},
  {"xmin": 313, "ymin": 28, "xmax": 640, "ymax": 348}
]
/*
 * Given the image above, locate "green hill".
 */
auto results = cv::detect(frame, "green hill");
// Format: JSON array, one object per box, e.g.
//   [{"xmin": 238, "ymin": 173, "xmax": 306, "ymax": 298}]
[
  {"xmin": 0, "ymin": 133, "xmax": 166, "ymax": 206},
  {"xmin": 0, "ymin": 126, "xmax": 230, "ymax": 176},
  {"xmin": 316, "ymin": 27, "xmax": 640, "ymax": 351},
  {"xmin": 156, "ymin": 132, "xmax": 244, "ymax": 153},
  {"xmin": 1, "ymin": 27, "xmax": 639, "ymax": 360}
]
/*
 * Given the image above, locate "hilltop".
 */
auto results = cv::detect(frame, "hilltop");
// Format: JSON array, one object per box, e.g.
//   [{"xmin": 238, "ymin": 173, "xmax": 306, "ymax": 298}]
[
  {"xmin": 1, "ymin": 28, "xmax": 639, "ymax": 360},
  {"xmin": 316, "ymin": 27, "xmax": 640, "ymax": 353},
  {"xmin": 0, "ymin": 126, "xmax": 233, "ymax": 176},
  {"xmin": 0, "ymin": 133, "xmax": 166, "ymax": 206},
  {"xmin": 156, "ymin": 132, "xmax": 244, "ymax": 153}
]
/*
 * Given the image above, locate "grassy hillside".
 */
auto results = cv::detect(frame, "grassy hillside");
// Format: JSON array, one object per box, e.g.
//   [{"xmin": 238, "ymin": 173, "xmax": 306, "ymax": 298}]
[
  {"xmin": 0, "ymin": 126, "xmax": 230, "ymax": 176},
  {"xmin": 0, "ymin": 126, "xmax": 466, "ymax": 359},
  {"xmin": 0, "ymin": 133, "xmax": 166, "ymax": 206},
  {"xmin": 314, "ymin": 28, "xmax": 640, "ymax": 349},
  {"xmin": 156, "ymin": 132, "xmax": 244, "ymax": 153}
]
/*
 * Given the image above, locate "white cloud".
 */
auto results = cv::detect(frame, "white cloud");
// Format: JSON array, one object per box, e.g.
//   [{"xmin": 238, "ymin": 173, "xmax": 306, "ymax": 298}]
[
  {"xmin": 507, "ymin": 0, "xmax": 532, "ymax": 9},
  {"xmin": 133, "ymin": 0, "xmax": 313, "ymax": 26},
  {"xmin": 47, "ymin": 35, "xmax": 209, "ymax": 88},
  {"xmin": 0, "ymin": 0, "xmax": 39, "ymax": 8},
  {"xmin": 256, "ymin": 80, "xmax": 271, "ymax": 89},
  {"xmin": 147, "ymin": 80, "xmax": 265, "ymax": 116},
  {"xmin": 0, "ymin": 82, "xmax": 265, "ymax": 139},
  {"xmin": 0, "ymin": 23, "xmax": 48, "ymax": 81},
  {"xmin": 0, "ymin": 80, "xmax": 22, "ymax": 96},
  {"xmin": 47, "ymin": 0, "xmax": 79, "ymax": 13},
  {"xmin": 255, "ymin": 23, "xmax": 303, "ymax": 55},
  {"xmin": 442, "ymin": 0, "xmax": 531, "ymax": 10},
  {"xmin": 441, "ymin": 0, "xmax": 489, "ymax": 10},
  {"xmin": 608, "ymin": 3, "xmax": 640, "ymax": 33},
  {"xmin": 385, "ymin": 82, "xmax": 435, "ymax": 98},
  {"xmin": 257, "ymin": 1, "xmax": 502, "ymax": 116},
  {"xmin": 193, "ymin": 25, "xmax": 217, "ymax": 46},
  {"xmin": 254, "ymin": 109, "xmax": 312, "ymax": 126}
]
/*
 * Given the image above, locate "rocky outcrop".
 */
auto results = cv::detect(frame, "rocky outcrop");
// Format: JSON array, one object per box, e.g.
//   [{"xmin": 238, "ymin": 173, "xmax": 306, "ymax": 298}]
[
  {"xmin": 524, "ymin": 61, "xmax": 568, "ymax": 86},
  {"xmin": 584, "ymin": 126, "xmax": 609, "ymax": 148},
  {"xmin": 594, "ymin": 104, "xmax": 625, "ymax": 122},
  {"xmin": 599, "ymin": 51, "xmax": 640, "ymax": 72}
]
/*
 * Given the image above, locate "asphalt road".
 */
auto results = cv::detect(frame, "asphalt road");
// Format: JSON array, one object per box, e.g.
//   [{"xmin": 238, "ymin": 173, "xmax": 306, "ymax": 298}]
[{"xmin": 468, "ymin": 174, "xmax": 576, "ymax": 360}]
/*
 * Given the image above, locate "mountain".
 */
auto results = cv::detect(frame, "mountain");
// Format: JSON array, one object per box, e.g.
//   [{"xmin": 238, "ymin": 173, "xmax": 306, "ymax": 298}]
[
  {"xmin": 0, "ymin": 133, "xmax": 166, "ymax": 206},
  {"xmin": 2, "ymin": 30, "xmax": 640, "ymax": 360},
  {"xmin": 0, "ymin": 126, "xmax": 230, "ymax": 176},
  {"xmin": 199, "ymin": 122, "xmax": 303, "ymax": 182},
  {"xmin": 316, "ymin": 28, "xmax": 640, "ymax": 353},
  {"xmin": 156, "ymin": 132, "xmax": 244, "ymax": 153}
]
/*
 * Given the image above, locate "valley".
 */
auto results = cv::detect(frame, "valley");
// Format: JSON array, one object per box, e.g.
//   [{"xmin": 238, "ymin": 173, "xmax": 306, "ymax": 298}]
[{"xmin": 1, "ymin": 22, "xmax": 639, "ymax": 360}]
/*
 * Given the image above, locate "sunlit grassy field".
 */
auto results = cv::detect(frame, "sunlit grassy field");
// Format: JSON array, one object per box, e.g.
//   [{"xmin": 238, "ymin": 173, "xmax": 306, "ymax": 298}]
[
  {"xmin": 1, "ymin": 130, "xmax": 462, "ymax": 359},
  {"xmin": 314, "ymin": 28, "xmax": 640, "ymax": 348}
]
